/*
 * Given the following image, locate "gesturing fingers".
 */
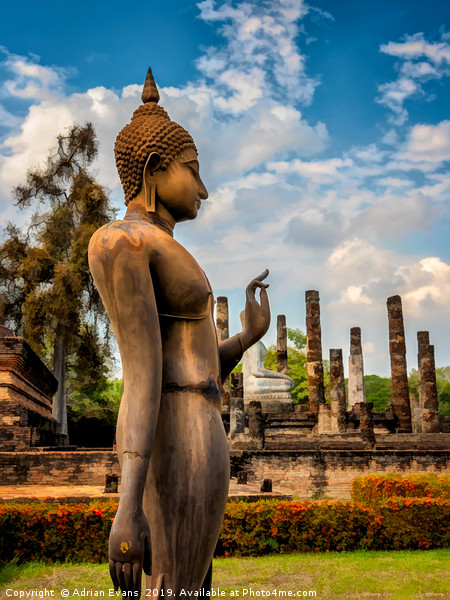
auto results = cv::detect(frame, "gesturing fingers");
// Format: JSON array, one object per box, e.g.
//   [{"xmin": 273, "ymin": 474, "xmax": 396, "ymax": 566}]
[
  {"xmin": 134, "ymin": 562, "xmax": 143, "ymax": 597},
  {"xmin": 254, "ymin": 268, "xmax": 269, "ymax": 282},
  {"xmin": 246, "ymin": 279, "xmax": 270, "ymax": 302},
  {"xmin": 123, "ymin": 562, "xmax": 133, "ymax": 590},
  {"xmin": 109, "ymin": 559, "xmax": 120, "ymax": 591}
]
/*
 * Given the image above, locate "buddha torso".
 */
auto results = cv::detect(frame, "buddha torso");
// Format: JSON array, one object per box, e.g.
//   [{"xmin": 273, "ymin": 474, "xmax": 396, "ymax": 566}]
[{"xmin": 94, "ymin": 217, "xmax": 221, "ymax": 394}]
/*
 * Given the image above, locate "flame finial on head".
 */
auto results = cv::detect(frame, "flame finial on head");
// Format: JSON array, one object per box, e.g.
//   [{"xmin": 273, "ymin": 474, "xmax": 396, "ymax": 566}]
[
  {"xmin": 115, "ymin": 66, "xmax": 197, "ymax": 205},
  {"xmin": 141, "ymin": 67, "xmax": 160, "ymax": 104}
]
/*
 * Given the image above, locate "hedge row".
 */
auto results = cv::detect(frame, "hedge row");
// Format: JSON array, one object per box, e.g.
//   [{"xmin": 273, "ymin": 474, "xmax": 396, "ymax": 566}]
[
  {"xmin": 1, "ymin": 497, "xmax": 449, "ymax": 563},
  {"xmin": 351, "ymin": 473, "xmax": 450, "ymax": 507}
]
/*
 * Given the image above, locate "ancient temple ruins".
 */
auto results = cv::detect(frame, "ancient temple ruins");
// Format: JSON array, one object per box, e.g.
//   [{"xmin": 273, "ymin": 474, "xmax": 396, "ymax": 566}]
[
  {"xmin": 0, "ymin": 289, "xmax": 448, "ymax": 500},
  {"xmin": 0, "ymin": 319, "xmax": 66, "ymax": 450}
]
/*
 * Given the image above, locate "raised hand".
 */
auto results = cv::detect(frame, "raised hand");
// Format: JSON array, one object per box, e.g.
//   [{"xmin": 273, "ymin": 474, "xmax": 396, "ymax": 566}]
[
  {"xmin": 241, "ymin": 269, "xmax": 270, "ymax": 350},
  {"xmin": 109, "ymin": 505, "xmax": 152, "ymax": 598}
]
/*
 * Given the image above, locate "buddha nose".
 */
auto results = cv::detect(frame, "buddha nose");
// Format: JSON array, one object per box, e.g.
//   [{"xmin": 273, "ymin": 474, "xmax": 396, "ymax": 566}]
[{"xmin": 198, "ymin": 177, "xmax": 208, "ymax": 200}]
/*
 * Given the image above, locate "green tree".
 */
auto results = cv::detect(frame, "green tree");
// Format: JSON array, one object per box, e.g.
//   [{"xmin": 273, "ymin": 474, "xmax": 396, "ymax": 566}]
[
  {"xmin": 264, "ymin": 327, "xmax": 308, "ymax": 404},
  {"xmin": 0, "ymin": 123, "xmax": 115, "ymax": 435},
  {"xmin": 364, "ymin": 374, "xmax": 392, "ymax": 412}
]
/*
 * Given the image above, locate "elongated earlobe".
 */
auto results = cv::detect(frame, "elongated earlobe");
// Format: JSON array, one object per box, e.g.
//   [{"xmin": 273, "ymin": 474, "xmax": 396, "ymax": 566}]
[
  {"xmin": 145, "ymin": 183, "xmax": 157, "ymax": 213},
  {"xmin": 143, "ymin": 151, "xmax": 162, "ymax": 214}
]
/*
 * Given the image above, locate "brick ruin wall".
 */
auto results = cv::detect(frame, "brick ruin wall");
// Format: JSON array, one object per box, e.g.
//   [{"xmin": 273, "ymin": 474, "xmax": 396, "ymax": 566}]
[
  {"xmin": 230, "ymin": 433, "xmax": 450, "ymax": 499},
  {"xmin": 1, "ymin": 434, "xmax": 449, "ymax": 499},
  {"xmin": 0, "ymin": 451, "xmax": 119, "ymax": 486}
]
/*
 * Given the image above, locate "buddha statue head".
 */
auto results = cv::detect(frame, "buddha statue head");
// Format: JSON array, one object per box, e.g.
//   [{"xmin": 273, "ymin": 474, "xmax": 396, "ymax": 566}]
[{"xmin": 115, "ymin": 68, "xmax": 198, "ymax": 207}]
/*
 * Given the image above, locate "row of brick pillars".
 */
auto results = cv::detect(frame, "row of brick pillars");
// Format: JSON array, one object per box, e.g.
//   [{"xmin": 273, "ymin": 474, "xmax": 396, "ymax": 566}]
[
  {"xmin": 216, "ymin": 289, "xmax": 440, "ymax": 435},
  {"xmin": 304, "ymin": 291, "xmax": 439, "ymax": 433}
]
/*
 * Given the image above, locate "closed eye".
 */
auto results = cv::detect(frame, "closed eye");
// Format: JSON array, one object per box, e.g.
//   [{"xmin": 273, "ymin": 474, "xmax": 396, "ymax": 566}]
[{"xmin": 185, "ymin": 160, "xmax": 200, "ymax": 179}]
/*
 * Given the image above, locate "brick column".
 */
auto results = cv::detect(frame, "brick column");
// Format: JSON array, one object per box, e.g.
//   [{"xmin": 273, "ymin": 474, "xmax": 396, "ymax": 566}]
[
  {"xmin": 305, "ymin": 290, "xmax": 325, "ymax": 415},
  {"xmin": 248, "ymin": 400, "xmax": 264, "ymax": 447},
  {"xmin": 277, "ymin": 315, "xmax": 288, "ymax": 374},
  {"xmin": 329, "ymin": 349, "xmax": 346, "ymax": 433},
  {"xmin": 353, "ymin": 402, "xmax": 375, "ymax": 447},
  {"xmin": 216, "ymin": 296, "xmax": 230, "ymax": 409},
  {"xmin": 216, "ymin": 296, "xmax": 229, "ymax": 342},
  {"xmin": 387, "ymin": 295, "xmax": 412, "ymax": 432},
  {"xmin": 229, "ymin": 373, "xmax": 245, "ymax": 437},
  {"xmin": 348, "ymin": 327, "xmax": 365, "ymax": 409},
  {"xmin": 417, "ymin": 332, "xmax": 439, "ymax": 433}
]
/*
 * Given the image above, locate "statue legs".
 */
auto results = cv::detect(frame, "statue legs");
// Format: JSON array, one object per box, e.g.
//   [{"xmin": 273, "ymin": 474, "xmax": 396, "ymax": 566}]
[{"xmin": 143, "ymin": 391, "xmax": 229, "ymax": 596}]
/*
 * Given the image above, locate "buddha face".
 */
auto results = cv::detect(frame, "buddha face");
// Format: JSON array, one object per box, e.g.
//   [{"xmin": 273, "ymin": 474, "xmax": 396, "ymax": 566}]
[{"xmin": 153, "ymin": 147, "xmax": 208, "ymax": 222}]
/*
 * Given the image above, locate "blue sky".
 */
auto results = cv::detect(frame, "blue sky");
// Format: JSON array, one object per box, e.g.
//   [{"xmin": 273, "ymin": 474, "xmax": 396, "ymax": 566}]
[{"xmin": 1, "ymin": 0, "xmax": 450, "ymax": 376}]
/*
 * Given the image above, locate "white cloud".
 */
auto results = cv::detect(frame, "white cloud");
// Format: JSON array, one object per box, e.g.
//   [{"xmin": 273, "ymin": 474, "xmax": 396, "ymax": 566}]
[
  {"xmin": 380, "ymin": 33, "xmax": 450, "ymax": 64},
  {"xmin": 1, "ymin": 48, "xmax": 71, "ymax": 101},
  {"xmin": 396, "ymin": 120, "xmax": 450, "ymax": 165},
  {"xmin": 377, "ymin": 31, "xmax": 450, "ymax": 125},
  {"xmin": 2, "ymin": 6, "xmax": 450, "ymax": 374},
  {"xmin": 196, "ymin": 0, "xmax": 320, "ymax": 105}
]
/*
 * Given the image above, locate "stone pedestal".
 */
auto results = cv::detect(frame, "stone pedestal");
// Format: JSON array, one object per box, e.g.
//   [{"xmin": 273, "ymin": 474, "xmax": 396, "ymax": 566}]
[
  {"xmin": 305, "ymin": 290, "xmax": 325, "ymax": 415},
  {"xmin": 0, "ymin": 333, "xmax": 64, "ymax": 450},
  {"xmin": 348, "ymin": 327, "xmax": 365, "ymax": 409},
  {"xmin": 329, "ymin": 349, "xmax": 346, "ymax": 433},
  {"xmin": 387, "ymin": 295, "xmax": 412, "ymax": 433},
  {"xmin": 242, "ymin": 339, "xmax": 293, "ymax": 414}
]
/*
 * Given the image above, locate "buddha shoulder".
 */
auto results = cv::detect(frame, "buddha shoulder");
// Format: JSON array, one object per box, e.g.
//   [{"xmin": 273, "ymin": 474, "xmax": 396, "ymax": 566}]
[
  {"xmin": 88, "ymin": 218, "xmax": 212, "ymax": 320},
  {"xmin": 88, "ymin": 218, "xmax": 169, "ymax": 262}
]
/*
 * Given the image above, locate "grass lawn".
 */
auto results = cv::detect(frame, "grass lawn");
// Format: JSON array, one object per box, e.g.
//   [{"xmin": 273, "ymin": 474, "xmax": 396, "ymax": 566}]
[{"xmin": 0, "ymin": 550, "xmax": 448, "ymax": 599}]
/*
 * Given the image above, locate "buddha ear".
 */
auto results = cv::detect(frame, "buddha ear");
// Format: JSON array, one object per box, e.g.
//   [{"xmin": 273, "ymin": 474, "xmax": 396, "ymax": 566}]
[
  {"xmin": 143, "ymin": 152, "xmax": 162, "ymax": 213},
  {"xmin": 145, "ymin": 151, "xmax": 162, "ymax": 176}
]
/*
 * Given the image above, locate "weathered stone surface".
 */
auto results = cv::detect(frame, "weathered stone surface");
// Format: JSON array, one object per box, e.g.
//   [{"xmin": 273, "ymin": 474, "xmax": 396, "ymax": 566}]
[
  {"xmin": 305, "ymin": 290, "xmax": 325, "ymax": 414},
  {"xmin": 229, "ymin": 373, "xmax": 245, "ymax": 437},
  {"xmin": 248, "ymin": 401, "xmax": 264, "ymax": 448},
  {"xmin": 216, "ymin": 296, "xmax": 229, "ymax": 343},
  {"xmin": 216, "ymin": 296, "xmax": 231, "ymax": 410},
  {"xmin": 0, "ymin": 336, "xmax": 65, "ymax": 450},
  {"xmin": 260, "ymin": 478, "xmax": 272, "ymax": 492},
  {"xmin": 277, "ymin": 315, "xmax": 288, "ymax": 374},
  {"xmin": 348, "ymin": 327, "xmax": 366, "ymax": 409},
  {"xmin": 1, "ymin": 434, "xmax": 449, "ymax": 501},
  {"xmin": 418, "ymin": 338, "xmax": 439, "ymax": 433},
  {"xmin": 0, "ymin": 450, "xmax": 119, "ymax": 485},
  {"xmin": 352, "ymin": 401, "xmax": 375, "ymax": 447},
  {"xmin": 236, "ymin": 471, "xmax": 248, "ymax": 484},
  {"xmin": 229, "ymin": 433, "xmax": 450, "ymax": 499},
  {"xmin": 317, "ymin": 403, "xmax": 331, "ymax": 434},
  {"xmin": 105, "ymin": 473, "xmax": 119, "ymax": 493},
  {"xmin": 329, "ymin": 349, "xmax": 346, "ymax": 433},
  {"xmin": 387, "ymin": 295, "xmax": 412, "ymax": 432}
]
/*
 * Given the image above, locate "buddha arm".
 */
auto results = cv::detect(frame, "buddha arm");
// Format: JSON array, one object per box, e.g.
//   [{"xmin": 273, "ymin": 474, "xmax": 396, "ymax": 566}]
[
  {"xmin": 218, "ymin": 275, "xmax": 270, "ymax": 384},
  {"xmin": 88, "ymin": 227, "xmax": 162, "ymax": 510},
  {"xmin": 218, "ymin": 334, "xmax": 245, "ymax": 383}
]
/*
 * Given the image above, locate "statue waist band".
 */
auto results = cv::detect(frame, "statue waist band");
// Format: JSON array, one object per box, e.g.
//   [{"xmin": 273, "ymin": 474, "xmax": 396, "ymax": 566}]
[{"xmin": 161, "ymin": 381, "xmax": 221, "ymax": 400}]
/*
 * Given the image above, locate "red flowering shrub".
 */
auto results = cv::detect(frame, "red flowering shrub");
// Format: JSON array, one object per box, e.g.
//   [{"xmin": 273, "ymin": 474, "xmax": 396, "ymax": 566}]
[
  {"xmin": 217, "ymin": 500, "xmax": 383, "ymax": 556},
  {"xmin": 0, "ymin": 496, "xmax": 448, "ymax": 563},
  {"xmin": 378, "ymin": 497, "xmax": 450, "ymax": 550},
  {"xmin": 0, "ymin": 500, "xmax": 118, "ymax": 563},
  {"xmin": 351, "ymin": 474, "xmax": 450, "ymax": 507}
]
